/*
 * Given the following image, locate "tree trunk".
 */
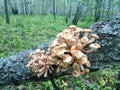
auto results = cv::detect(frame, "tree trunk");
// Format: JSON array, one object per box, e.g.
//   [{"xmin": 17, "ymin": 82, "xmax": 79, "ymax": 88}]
[
  {"xmin": 53, "ymin": 0, "xmax": 56, "ymax": 20},
  {"xmin": 65, "ymin": 0, "xmax": 68, "ymax": 23},
  {"xmin": 94, "ymin": 0, "xmax": 103, "ymax": 22},
  {"xmin": 81, "ymin": 6, "xmax": 88, "ymax": 22},
  {"xmin": 72, "ymin": 2, "xmax": 82, "ymax": 25},
  {"xmin": 4, "ymin": 0, "xmax": 9, "ymax": 23},
  {"xmin": 24, "ymin": 0, "xmax": 27, "ymax": 15}
]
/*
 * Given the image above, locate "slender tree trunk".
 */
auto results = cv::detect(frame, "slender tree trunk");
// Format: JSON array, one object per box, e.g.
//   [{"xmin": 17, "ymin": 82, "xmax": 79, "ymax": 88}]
[
  {"xmin": 94, "ymin": 0, "xmax": 103, "ymax": 22},
  {"xmin": 65, "ymin": 0, "xmax": 68, "ymax": 23},
  {"xmin": 101, "ymin": 0, "xmax": 105, "ymax": 20},
  {"xmin": 81, "ymin": 6, "xmax": 88, "ymax": 22},
  {"xmin": 72, "ymin": 2, "xmax": 82, "ymax": 25},
  {"xmin": 106, "ymin": 0, "xmax": 112, "ymax": 18},
  {"xmin": 4, "ymin": 0, "xmax": 9, "ymax": 23},
  {"xmin": 69, "ymin": 0, "xmax": 72, "ymax": 19},
  {"xmin": 53, "ymin": 0, "xmax": 56, "ymax": 20},
  {"xmin": 24, "ymin": 0, "xmax": 27, "ymax": 15}
]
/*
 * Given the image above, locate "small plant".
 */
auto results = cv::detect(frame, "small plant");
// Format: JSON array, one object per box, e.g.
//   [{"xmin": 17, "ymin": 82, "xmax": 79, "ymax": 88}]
[{"xmin": 26, "ymin": 25, "xmax": 100, "ymax": 78}]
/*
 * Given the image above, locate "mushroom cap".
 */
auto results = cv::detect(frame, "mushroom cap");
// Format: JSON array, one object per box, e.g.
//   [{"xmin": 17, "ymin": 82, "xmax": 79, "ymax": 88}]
[
  {"xmin": 60, "ymin": 62, "xmax": 68, "ymax": 68},
  {"xmin": 47, "ymin": 56, "xmax": 56, "ymax": 65},
  {"xmin": 82, "ymin": 69, "xmax": 90, "ymax": 74},
  {"xmin": 80, "ymin": 36, "xmax": 89, "ymax": 43},
  {"xmin": 85, "ymin": 60, "xmax": 91, "ymax": 67},
  {"xmin": 83, "ymin": 29, "xmax": 92, "ymax": 33},
  {"xmin": 91, "ymin": 34, "xmax": 99, "ymax": 39},
  {"xmin": 77, "ymin": 56, "xmax": 88, "ymax": 64},
  {"xmin": 76, "ymin": 28, "xmax": 82, "ymax": 31},
  {"xmin": 74, "ymin": 28, "xmax": 82, "ymax": 36},
  {"xmin": 68, "ymin": 25, "xmax": 76, "ymax": 31},
  {"xmin": 90, "ymin": 43, "xmax": 101, "ymax": 49},
  {"xmin": 62, "ymin": 32, "xmax": 73, "ymax": 40},
  {"xmin": 34, "ymin": 49, "xmax": 41, "ymax": 54},
  {"xmin": 75, "ymin": 43, "xmax": 83, "ymax": 50},
  {"xmin": 62, "ymin": 54, "xmax": 73, "ymax": 64},
  {"xmin": 73, "ymin": 62, "xmax": 80, "ymax": 70},
  {"xmin": 71, "ymin": 50, "xmax": 85, "ymax": 59},
  {"xmin": 72, "ymin": 69, "xmax": 80, "ymax": 77},
  {"xmin": 54, "ymin": 45, "xmax": 67, "ymax": 57},
  {"xmin": 71, "ymin": 46, "xmax": 76, "ymax": 51}
]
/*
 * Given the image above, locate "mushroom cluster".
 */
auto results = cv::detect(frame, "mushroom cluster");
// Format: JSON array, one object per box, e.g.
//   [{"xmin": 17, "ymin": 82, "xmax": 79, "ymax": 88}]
[{"xmin": 26, "ymin": 25, "xmax": 100, "ymax": 78}]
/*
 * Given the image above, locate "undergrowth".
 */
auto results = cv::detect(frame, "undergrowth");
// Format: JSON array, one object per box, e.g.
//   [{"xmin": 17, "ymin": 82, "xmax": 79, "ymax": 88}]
[
  {"xmin": 0, "ymin": 15, "xmax": 93, "ymax": 58},
  {"xmin": 2, "ymin": 68, "xmax": 120, "ymax": 90}
]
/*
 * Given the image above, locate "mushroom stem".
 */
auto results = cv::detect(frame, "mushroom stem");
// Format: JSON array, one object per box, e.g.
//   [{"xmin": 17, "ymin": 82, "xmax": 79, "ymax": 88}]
[{"xmin": 83, "ymin": 32, "xmax": 89, "ymax": 37}]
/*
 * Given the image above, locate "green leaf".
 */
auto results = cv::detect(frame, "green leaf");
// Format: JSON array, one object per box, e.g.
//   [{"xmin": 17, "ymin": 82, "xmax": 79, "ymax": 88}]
[
  {"xmin": 99, "ymin": 80, "xmax": 106, "ymax": 87},
  {"xmin": 75, "ymin": 86, "xmax": 81, "ymax": 90}
]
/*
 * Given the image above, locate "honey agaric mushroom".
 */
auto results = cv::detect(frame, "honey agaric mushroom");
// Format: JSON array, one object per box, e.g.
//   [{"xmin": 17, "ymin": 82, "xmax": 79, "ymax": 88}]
[
  {"xmin": 77, "ymin": 56, "xmax": 89, "ymax": 65},
  {"xmin": 53, "ymin": 45, "xmax": 67, "ymax": 57},
  {"xmin": 73, "ymin": 62, "xmax": 80, "ymax": 70},
  {"xmin": 82, "ymin": 43, "xmax": 101, "ymax": 54},
  {"xmin": 88, "ymin": 34, "xmax": 99, "ymax": 43},
  {"xmin": 26, "ymin": 25, "xmax": 100, "ymax": 78},
  {"xmin": 81, "ymin": 34, "xmax": 99, "ymax": 49},
  {"xmin": 62, "ymin": 54, "xmax": 73, "ymax": 64},
  {"xmin": 74, "ymin": 28, "xmax": 82, "ymax": 37},
  {"xmin": 68, "ymin": 25, "xmax": 76, "ymax": 31},
  {"xmin": 90, "ymin": 43, "xmax": 101, "ymax": 49},
  {"xmin": 71, "ymin": 50, "xmax": 85, "ymax": 59},
  {"xmin": 82, "ymin": 29, "xmax": 92, "ymax": 36},
  {"xmin": 82, "ymin": 69, "xmax": 90, "ymax": 74},
  {"xmin": 72, "ymin": 69, "xmax": 80, "ymax": 77},
  {"xmin": 80, "ymin": 36, "xmax": 89, "ymax": 44}
]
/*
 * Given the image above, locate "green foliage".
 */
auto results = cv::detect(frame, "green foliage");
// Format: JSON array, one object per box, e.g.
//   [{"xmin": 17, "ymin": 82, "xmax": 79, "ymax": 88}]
[
  {"xmin": 0, "ymin": 15, "xmax": 93, "ymax": 58},
  {"xmin": 43, "ymin": 81, "xmax": 54, "ymax": 90}
]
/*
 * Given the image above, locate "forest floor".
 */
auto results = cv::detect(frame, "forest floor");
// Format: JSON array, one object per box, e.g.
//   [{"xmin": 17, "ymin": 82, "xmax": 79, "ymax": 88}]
[{"xmin": 0, "ymin": 15, "xmax": 120, "ymax": 90}]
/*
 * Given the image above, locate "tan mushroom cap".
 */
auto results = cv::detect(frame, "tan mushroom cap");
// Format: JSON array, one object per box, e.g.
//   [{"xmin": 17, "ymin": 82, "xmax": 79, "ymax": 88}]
[
  {"xmin": 34, "ymin": 49, "xmax": 41, "ymax": 54},
  {"xmin": 72, "ymin": 69, "xmax": 80, "ymax": 77},
  {"xmin": 74, "ymin": 28, "xmax": 82, "ymax": 35},
  {"xmin": 74, "ymin": 43, "xmax": 82, "ymax": 50},
  {"xmin": 77, "ymin": 56, "xmax": 88, "ymax": 64},
  {"xmin": 73, "ymin": 62, "xmax": 80, "ymax": 70},
  {"xmin": 82, "ymin": 69, "xmax": 90, "ymax": 74},
  {"xmin": 68, "ymin": 25, "xmax": 77, "ymax": 31},
  {"xmin": 90, "ymin": 43, "xmax": 101, "ymax": 49},
  {"xmin": 80, "ymin": 36, "xmax": 89, "ymax": 43},
  {"xmin": 62, "ymin": 54, "xmax": 73, "ymax": 64},
  {"xmin": 85, "ymin": 60, "xmax": 91, "ymax": 67},
  {"xmin": 83, "ymin": 29, "xmax": 92, "ymax": 33},
  {"xmin": 71, "ymin": 50, "xmax": 85, "ymax": 59},
  {"xmin": 60, "ymin": 62, "xmax": 68, "ymax": 68},
  {"xmin": 62, "ymin": 32, "xmax": 73, "ymax": 40},
  {"xmin": 91, "ymin": 34, "xmax": 99, "ymax": 39},
  {"xmin": 76, "ymin": 28, "xmax": 82, "ymax": 31},
  {"xmin": 54, "ymin": 45, "xmax": 67, "ymax": 57}
]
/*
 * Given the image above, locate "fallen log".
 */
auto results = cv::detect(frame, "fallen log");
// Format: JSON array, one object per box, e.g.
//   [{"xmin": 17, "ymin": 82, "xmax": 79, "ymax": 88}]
[
  {"xmin": 89, "ymin": 16, "xmax": 120, "ymax": 69},
  {"xmin": 0, "ymin": 42, "xmax": 50, "ymax": 85},
  {"xmin": 0, "ymin": 16, "xmax": 120, "ymax": 86}
]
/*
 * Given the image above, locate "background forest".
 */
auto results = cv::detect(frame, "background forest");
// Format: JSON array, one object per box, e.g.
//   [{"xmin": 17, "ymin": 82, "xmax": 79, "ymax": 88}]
[{"xmin": 0, "ymin": 0, "xmax": 120, "ymax": 90}]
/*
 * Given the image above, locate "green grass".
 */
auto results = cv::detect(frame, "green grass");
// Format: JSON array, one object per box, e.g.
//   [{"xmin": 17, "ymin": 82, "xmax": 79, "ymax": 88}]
[{"xmin": 0, "ymin": 14, "xmax": 94, "ymax": 58}]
